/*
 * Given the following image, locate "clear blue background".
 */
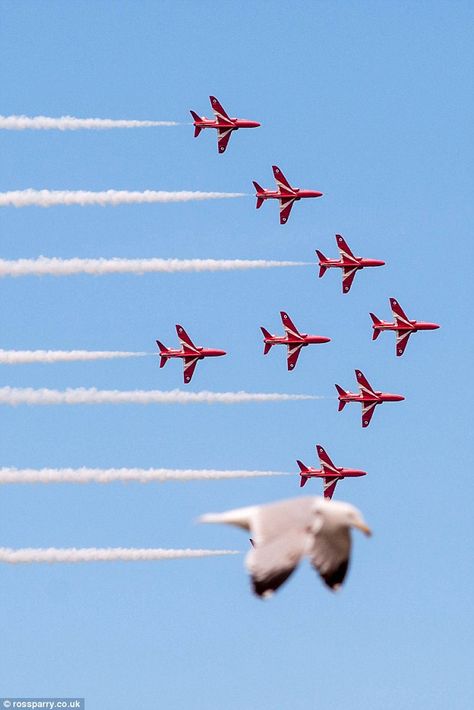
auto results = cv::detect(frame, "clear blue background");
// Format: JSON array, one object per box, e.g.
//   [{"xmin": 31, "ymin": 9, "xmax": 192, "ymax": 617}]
[{"xmin": 1, "ymin": 2, "xmax": 473, "ymax": 708}]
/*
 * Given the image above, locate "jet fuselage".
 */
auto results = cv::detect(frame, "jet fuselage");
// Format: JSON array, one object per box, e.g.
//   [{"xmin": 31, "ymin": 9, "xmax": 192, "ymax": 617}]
[
  {"xmin": 339, "ymin": 391, "xmax": 405, "ymax": 404},
  {"xmin": 193, "ymin": 117, "xmax": 261, "ymax": 130},
  {"xmin": 299, "ymin": 466, "xmax": 366, "ymax": 481},
  {"xmin": 372, "ymin": 320, "xmax": 440, "ymax": 333},
  {"xmin": 255, "ymin": 188, "xmax": 323, "ymax": 201},
  {"xmin": 162, "ymin": 346, "xmax": 226, "ymax": 360},
  {"xmin": 262, "ymin": 334, "xmax": 331, "ymax": 347},
  {"xmin": 320, "ymin": 257, "xmax": 385, "ymax": 269}
]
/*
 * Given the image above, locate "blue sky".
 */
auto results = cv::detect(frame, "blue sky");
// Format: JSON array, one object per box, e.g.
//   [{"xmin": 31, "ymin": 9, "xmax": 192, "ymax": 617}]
[{"xmin": 0, "ymin": 1, "xmax": 473, "ymax": 708}]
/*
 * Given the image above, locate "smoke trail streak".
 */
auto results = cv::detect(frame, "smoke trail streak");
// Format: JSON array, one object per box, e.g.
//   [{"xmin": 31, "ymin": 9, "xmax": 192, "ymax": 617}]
[
  {"xmin": 0, "ymin": 467, "xmax": 290, "ymax": 484},
  {"xmin": 0, "ymin": 256, "xmax": 307, "ymax": 278},
  {"xmin": 0, "ymin": 387, "xmax": 320, "ymax": 406},
  {"xmin": 0, "ymin": 350, "xmax": 147, "ymax": 364},
  {"xmin": 0, "ymin": 115, "xmax": 181, "ymax": 130},
  {"xmin": 0, "ymin": 189, "xmax": 245, "ymax": 207},
  {"xmin": 0, "ymin": 547, "xmax": 239, "ymax": 564}
]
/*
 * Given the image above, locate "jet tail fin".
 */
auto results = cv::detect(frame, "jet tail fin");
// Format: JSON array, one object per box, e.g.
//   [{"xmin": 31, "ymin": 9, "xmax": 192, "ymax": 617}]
[
  {"xmin": 316, "ymin": 250, "xmax": 327, "ymax": 277},
  {"xmin": 296, "ymin": 460, "xmax": 309, "ymax": 488},
  {"xmin": 156, "ymin": 340, "xmax": 169, "ymax": 368},
  {"xmin": 260, "ymin": 327, "xmax": 273, "ymax": 354},
  {"xmin": 369, "ymin": 313, "xmax": 382, "ymax": 340},
  {"xmin": 335, "ymin": 384, "xmax": 347, "ymax": 410},
  {"xmin": 190, "ymin": 111, "xmax": 202, "ymax": 137},
  {"xmin": 253, "ymin": 182, "xmax": 264, "ymax": 208}
]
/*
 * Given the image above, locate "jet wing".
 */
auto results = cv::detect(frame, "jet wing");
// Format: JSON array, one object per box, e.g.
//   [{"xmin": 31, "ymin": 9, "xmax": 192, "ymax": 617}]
[
  {"xmin": 183, "ymin": 357, "xmax": 199, "ymax": 384},
  {"xmin": 280, "ymin": 312, "xmax": 302, "ymax": 339},
  {"xmin": 342, "ymin": 266, "xmax": 358, "ymax": 293},
  {"xmin": 287, "ymin": 343, "xmax": 303, "ymax": 370},
  {"xmin": 209, "ymin": 96, "xmax": 233, "ymax": 124},
  {"xmin": 272, "ymin": 165, "xmax": 296, "ymax": 195},
  {"xmin": 176, "ymin": 325, "xmax": 199, "ymax": 354},
  {"xmin": 217, "ymin": 127, "xmax": 234, "ymax": 153},
  {"xmin": 390, "ymin": 298, "xmax": 412, "ymax": 328},
  {"xmin": 323, "ymin": 477, "xmax": 339, "ymax": 499},
  {"xmin": 317, "ymin": 446, "xmax": 339, "ymax": 476},
  {"xmin": 396, "ymin": 330, "xmax": 412, "ymax": 357},
  {"xmin": 279, "ymin": 197, "xmax": 296, "ymax": 224},
  {"xmin": 356, "ymin": 370, "xmax": 376, "ymax": 397},
  {"xmin": 361, "ymin": 401, "xmax": 378, "ymax": 428},
  {"xmin": 336, "ymin": 235, "xmax": 358, "ymax": 263}
]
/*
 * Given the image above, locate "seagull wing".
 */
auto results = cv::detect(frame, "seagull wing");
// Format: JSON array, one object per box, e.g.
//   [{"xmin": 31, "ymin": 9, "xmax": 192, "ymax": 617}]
[
  {"xmin": 247, "ymin": 534, "xmax": 307, "ymax": 597},
  {"xmin": 310, "ymin": 522, "xmax": 351, "ymax": 590},
  {"xmin": 245, "ymin": 498, "xmax": 314, "ymax": 597}
]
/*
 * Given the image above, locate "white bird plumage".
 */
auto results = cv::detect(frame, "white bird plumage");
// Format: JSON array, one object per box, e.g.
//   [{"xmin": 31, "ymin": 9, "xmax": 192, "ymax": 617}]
[{"xmin": 199, "ymin": 496, "xmax": 371, "ymax": 597}]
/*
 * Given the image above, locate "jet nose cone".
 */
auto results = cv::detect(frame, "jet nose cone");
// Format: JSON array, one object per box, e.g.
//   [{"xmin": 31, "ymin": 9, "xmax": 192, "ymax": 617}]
[
  {"xmin": 397, "ymin": 395, "xmax": 405, "ymax": 401},
  {"xmin": 253, "ymin": 121, "xmax": 261, "ymax": 127},
  {"xmin": 321, "ymin": 337, "xmax": 331, "ymax": 343},
  {"xmin": 216, "ymin": 349, "xmax": 227, "ymax": 356}
]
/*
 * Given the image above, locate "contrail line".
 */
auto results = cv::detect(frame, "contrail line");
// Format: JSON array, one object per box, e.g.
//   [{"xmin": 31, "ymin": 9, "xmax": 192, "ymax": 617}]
[
  {"xmin": 0, "ymin": 387, "xmax": 321, "ymax": 406},
  {"xmin": 0, "ymin": 115, "xmax": 181, "ymax": 130},
  {"xmin": 0, "ymin": 547, "xmax": 239, "ymax": 564},
  {"xmin": 0, "ymin": 256, "xmax": 307, "ymax": 278},
  {"xmin": 0, "ymin": 467, "xmax": 290, "ymax": 484},
  {"xmin": 0, "ymin": 189, "xmax": 245, "ymax": 208},
  {"xmin": 0, "ymin": 350, "xmax": 148, "ymax": 364}
]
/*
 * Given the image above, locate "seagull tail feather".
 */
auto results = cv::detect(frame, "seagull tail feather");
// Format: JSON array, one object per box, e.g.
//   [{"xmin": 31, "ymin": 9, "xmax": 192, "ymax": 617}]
[{"xmin": 198, "ymin": 506, "xmax": 256, "ymax": 531}]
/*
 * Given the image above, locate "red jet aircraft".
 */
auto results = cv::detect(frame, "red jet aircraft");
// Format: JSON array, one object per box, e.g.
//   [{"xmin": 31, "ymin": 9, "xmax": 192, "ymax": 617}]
[
  {"xmin": 260, "ymin": 312, "xmax": 330, "ymax": 370},
  {"xmin": 156, "ymin": 325, "xmax": 226, "ymax": 384},
  {"xmin": 297, "ymin": 445, "xmax": 367, "ymax": 498},
  {"xmin": 335, "ymin": 369, "xmax": 405, "ymax": 428},
  {"xmin": 253, "ymin": 166, "xmax": 323, "ymax": 224},
  {"xmin": 316, "ymin": 234, "xmax": 385, "ymax": 293},
  {"xmin": 370, "ymin": 298, "xmax": 440, "ymax": 356},
  {"xmin": 190, "ymin": 96, "xmax": 260, "ymax": 153}
]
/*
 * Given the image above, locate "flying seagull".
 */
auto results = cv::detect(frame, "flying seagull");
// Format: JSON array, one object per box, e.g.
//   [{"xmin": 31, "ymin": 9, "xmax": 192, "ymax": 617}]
[{"xmin": 199, "ymin": 496, "xmax": 371, "ymax": 597}]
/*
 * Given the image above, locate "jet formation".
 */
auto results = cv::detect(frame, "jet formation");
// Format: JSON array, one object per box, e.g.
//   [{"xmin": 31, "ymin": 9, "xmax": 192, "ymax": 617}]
[{"xmin": 183, "ymin": 97, "xmax": 438, "ymax": 517}]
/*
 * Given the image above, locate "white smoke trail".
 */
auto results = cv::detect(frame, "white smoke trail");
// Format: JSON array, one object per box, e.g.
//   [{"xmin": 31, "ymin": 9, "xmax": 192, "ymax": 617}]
[
  {"xmin": 0, "ymin": 387, "xmax": 319, "ymax": 406},
  {"xmin": 0, "ymin": 547, "xmax": 239, "ymax": 564},
  {"xmin": 0, "ymin": 350, "xmax": 147, "ymax": 364},
  {"xmin": 0, "ymin": 189, "xmax": 245, "ymax": 208},
  {"xmin": 0, "ymin": 467, "xmax": 290, "ymax": 484},
  {"xmin": 0, "ymin": 115, "xmax": 181, "ymax": 130},
  {"xmin": 0, "ymin": 256, "xmax": 306, "ymax": 278}
]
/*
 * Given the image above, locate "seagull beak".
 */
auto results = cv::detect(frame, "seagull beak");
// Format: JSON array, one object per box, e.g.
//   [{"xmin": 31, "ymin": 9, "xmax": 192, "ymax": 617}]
[{"xmin": 355, "ymin": 522, "xmax": 372, "ymax": 536}]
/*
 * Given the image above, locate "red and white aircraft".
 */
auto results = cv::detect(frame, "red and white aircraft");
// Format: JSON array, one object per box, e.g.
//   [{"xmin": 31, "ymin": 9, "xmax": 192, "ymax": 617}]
[
  {"xmin": 316, "ymin": 234, "xmax": 385, "ymax": 293},
  {"xmin": 370, "ymin": 298, "xmax": 440, "ymax": 356},
  {"xmin": 335, "ymin": 369, "xmax": 405, "ymax": 428},
  {"xmin": 260, "ymin": 312, "xmax": 330, "ymax": 370},
  {"xmin": 253, "ymin": 166, "xmax": 323, "ymax": 224},
  {"xmin": 156, "ymin": 325, "xmax": 226, "ymax": 384},
  {"xmin": 190, "ymin": 96, "xmax": 260, "ymax": 153},
  {"xmin": 297, "ymin": 445, "xmax": 367, "ymax": 498}
]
